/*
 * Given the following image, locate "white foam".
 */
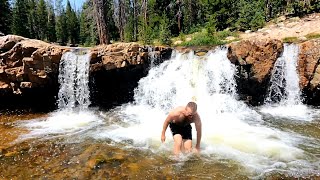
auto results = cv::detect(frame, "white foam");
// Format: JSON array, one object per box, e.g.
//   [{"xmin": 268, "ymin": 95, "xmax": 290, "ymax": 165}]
[
  {"xmin": 18, "ymin": 110, "xmax": 103, "ymax": 139},
  {"xmin": 260, "ymin": 105, "xmax": 313, "ymax": 121},
  {"xmin": 92, "ymin": 48, "xmax": 316, "ymax": 176}
]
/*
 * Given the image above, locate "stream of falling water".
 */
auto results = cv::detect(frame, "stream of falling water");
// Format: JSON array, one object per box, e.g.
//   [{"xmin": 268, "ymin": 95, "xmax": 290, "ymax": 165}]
[
  {"xmin": 57, "ymin": 50, "xmax": 91, "ymax": 110},
  {"xmin": 18, "ymin": 49, "xmax": 103, "ymax": 138},
  {"xmin": 261, "ymin": 44, "xmax": 313, "ymax": 120}
]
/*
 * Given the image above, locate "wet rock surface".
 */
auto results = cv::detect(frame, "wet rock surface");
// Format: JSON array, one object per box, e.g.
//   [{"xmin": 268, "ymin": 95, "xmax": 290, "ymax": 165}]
[
  {"xmin": 2, "ymin": 35, "xmax": 320, "ymax": 108},
  {"xmin": 0, "ymin": 35, "xmax": 172, "ymax": 111},
  {"xmin": 227, "ymin": 39, "xmax": 283, "ymax": 105},
  {"xmin": 298, "ymin": 39, "xmax": 320, "ymax": 105}
]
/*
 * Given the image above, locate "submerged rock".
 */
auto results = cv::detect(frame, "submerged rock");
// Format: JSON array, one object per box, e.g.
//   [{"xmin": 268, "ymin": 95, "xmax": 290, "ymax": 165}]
[{"xmin": 87, "ymin": 155, "xmax": 107, "ymax": 169}]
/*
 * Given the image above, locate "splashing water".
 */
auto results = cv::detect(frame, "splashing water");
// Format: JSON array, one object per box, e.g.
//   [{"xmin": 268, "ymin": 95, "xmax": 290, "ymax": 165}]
[
  {"xmin": 261, "ymin": 44, "xmax": 312, "ymax": 120},
  {"xmin": 14, "ymin": 47, "xmax": 320, "ymax": 178},
  {"xmin": 96, "ymin": 47, "xmax": 318, "ymax": 177},
  {"xmin": 18, "ymin": 49, "xmax": 103, "ymax": 139}
]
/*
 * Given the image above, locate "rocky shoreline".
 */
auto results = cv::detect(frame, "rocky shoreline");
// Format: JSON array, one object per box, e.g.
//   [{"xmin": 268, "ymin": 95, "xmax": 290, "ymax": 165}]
[{"xmin": 1, "ymin": 35, "xmax": 320, "ymax": 110}]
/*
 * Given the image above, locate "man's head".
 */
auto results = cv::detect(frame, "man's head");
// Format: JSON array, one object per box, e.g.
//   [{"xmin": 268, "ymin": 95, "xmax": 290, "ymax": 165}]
[{"xmin": 185, "ymin": 102, "xmax": 197, "ymax": 119}]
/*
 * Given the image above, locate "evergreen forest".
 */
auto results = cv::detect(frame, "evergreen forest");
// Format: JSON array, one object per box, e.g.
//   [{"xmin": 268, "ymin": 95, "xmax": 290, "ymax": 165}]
[{"xmin": 1, "ymin": 0, "xmax": 319, "ymax": 46}]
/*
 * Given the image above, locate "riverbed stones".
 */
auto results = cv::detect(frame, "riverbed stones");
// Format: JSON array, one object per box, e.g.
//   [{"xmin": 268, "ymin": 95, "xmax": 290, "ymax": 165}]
[{"xmin": 87, "ymin": 155, "xmax": 107, "ymax": 169}]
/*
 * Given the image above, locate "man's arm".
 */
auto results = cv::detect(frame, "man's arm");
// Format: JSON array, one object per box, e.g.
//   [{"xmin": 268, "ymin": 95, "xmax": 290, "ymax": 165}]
[
  {"xmin": 194, "ymin": 113, "xmax": 202, "ymax": 151},
  {"xmin": 161, "ymin": 114, "xmax": 172, "ymax": 143}
]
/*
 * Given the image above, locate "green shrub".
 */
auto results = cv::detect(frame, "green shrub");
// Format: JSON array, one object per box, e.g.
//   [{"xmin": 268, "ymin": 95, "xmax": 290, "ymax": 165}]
[
  {"xmin": 216, "ymin": 29, "xmax": 239, "ymax": 39},
  {"xmin": 306, "ymin": 33, "xmax": 320, "ymax": 40},
  {"xmin": 159, "ymin": 15, "xmax": 172, "ymax": 45},
  {"xmin": 178, "ymin": 32, "xmax": 186, "ymax": 41},
  {"xmin": 283, "ymin": 36, "xmax": 299, "ymax": 43},
  {"xmin": 180, "ymin": 31, "xmax": 223, "ymax": 46}
]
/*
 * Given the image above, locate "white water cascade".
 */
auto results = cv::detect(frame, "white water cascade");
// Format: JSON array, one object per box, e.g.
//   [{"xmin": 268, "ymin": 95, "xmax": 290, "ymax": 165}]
[
  {"xmin": 261, "ymin": 44, "xmax": 311, "ymax": 120},
  {"xmin": 58, "ymin": 50, "xmax": 91, "ymax": 110},
  {"xmin": 19, "ymin": 49, "xmax": 102, "ymax": 138},
  {"xmin": 96, "ymin": 47, "xmax": 313, "ymax": 176},
  {"xmin": 264, "ymin": 44, "xmax": 301, "ymax": 105},
  {"xmin": 148, "ymin": 46, "xmax": 158, "ymax": 68}
]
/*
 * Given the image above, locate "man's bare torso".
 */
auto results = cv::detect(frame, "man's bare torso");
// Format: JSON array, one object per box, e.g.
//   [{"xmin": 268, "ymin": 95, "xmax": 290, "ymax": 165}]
[{"xmin": 169, "ymin": 106, "xmax": 194, "ymax": 125}]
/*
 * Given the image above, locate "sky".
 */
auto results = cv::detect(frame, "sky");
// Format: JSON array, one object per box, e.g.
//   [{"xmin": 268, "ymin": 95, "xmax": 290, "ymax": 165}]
[{"xmin": 63, "ymin": 0, "xmax": 86, "ymax": 10}]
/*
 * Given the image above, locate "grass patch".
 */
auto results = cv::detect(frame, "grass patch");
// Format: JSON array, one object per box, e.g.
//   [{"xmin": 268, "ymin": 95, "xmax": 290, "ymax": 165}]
[
  {"xmin": 178, "ymin": 29, "xmax": 222, "ymax": 47},
  {"xmin": 283, "ymin": 36, "xmax": 299, "ymax": 43},
  {"xmin": 306, "ymin": 33, "xmax": 320, "ymax": 40},
  {"xmin": 174, "ymin": 29, "xmax": 240, "ymax": 46},
  {"xmin": 180, "ymin": 32, "xmax": 223, "ymax": 46},
  {"xmin": 216, "ymin": 29, "xmax": 239, "ymax": 39}
]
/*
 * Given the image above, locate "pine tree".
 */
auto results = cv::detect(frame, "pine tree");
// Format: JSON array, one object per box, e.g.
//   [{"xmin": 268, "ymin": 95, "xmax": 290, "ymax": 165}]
[
  {"xmin": 183, "ymin": 0, "xmax": 198, "ymax": 33},
  {"xmin": 12, "ymin": 0, "xmax": 29, "ymax": 37},
  {"xmin": 80, "ymin": 2, "xmax": 91, "ymax": 45},
  {"xmin": 37, "ymin": 0, "xmax": 48, "ymax": 40},
  {"xmin": 55, "ymin": 0, "xmax": 68, "ymax": 44},
  {"xmin": 159, "ymin": 14, "xmax": 171, "ymax": 45},
  {"xmin": 27, "ymin": 0, "xmax": 38, "ymax": 39},
  {"xmin": 105, "ymin": 0, "xmax": 119, "ymax": 41},
  {"xmin": 124, "ymin": 16, "xmax": 134, "ymax": 42},
  {"xmin": 236, "ymin": 0, "xmax": 265, "ymax": 31},
  {"xmin": 47, "ymin": 2, "xmax": 57, "ymax": 42},
  {"xmin": 66, "ymin": 0, "xmax": 80, "ymax": 44},
  {"xmin": 0, "ymin": 0, "xmax": 12, "ymax": 35}
]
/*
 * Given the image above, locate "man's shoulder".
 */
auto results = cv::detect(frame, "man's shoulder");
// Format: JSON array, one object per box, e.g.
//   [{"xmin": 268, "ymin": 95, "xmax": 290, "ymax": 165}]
[{"xmin": 169, "ymin": 107, "xmax": 184, "ymax": 116}]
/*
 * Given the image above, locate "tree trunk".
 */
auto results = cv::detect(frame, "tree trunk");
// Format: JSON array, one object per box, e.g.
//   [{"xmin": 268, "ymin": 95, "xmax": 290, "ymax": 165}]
[
  {"xmin": 93, "ymin": 0, "xmax": 109, "ymax": 44},
  {"xmin": 119, "ymin": 0, "xmax": 125, "ymax": 41},
  {"xmin": 133, "ymin": 0, "xmax": 137, "ymax": 41}
]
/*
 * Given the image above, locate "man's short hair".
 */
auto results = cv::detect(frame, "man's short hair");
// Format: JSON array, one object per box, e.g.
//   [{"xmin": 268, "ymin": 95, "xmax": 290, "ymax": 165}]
[{"xmin": 186, "ymin": 102, "xmax": 197, "ymax": 112}]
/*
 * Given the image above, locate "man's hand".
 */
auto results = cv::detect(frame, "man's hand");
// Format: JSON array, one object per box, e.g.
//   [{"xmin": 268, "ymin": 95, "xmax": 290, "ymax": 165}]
[
  {"xmin": 192, "ymin": 147, "xmax": 200, "ymax": 154},
  {"xmin": 194, "ymin": 145, "xmax": 200, "ymax": 153},
  {"xmin": 161, "ymin": 134, "xmax": 166, "ymax": 143}
]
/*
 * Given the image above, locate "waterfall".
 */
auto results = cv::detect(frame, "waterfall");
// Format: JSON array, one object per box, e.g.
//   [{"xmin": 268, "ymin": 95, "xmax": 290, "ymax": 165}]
[
  {"xmin": 133, "ymin": 47, "xmax": 240, "ymax": 113},
  {"xmin": 148, "ymin": 46, "xmax": 158, "ymax": 68},
  {"xmin": 57, "ymin": 49, "xmax": 91, "ymax": 110},
  {"xmin": 18, "ymin": 49, "xmax": 103, "ymax": 138},
  {"xmin": 265, "ymin": 44, "xmax": 301, "ymax": 105},
  {"xmin": 261, "ymin": 44, "xmax": 312, "ymax": 120}
]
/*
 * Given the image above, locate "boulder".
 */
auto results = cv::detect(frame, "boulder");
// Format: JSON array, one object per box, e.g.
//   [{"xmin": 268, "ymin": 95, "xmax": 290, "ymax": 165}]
[
  {"xmin": 298, "ymin": 39, "xmax": 320, "ymax": 89},
  {"xmin": 0, "ymin": 35, "xmax": 25, "ymax": 53},
  {"xmin": 228, "ymin": 39, "xmax": 283, "ymax": 82}
]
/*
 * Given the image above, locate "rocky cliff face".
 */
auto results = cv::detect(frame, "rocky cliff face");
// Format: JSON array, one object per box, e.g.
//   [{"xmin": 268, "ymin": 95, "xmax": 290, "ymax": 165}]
[
  {"xmin": 227, "ymin": 38, "xmax": 320, "ymax": 105},
  {"xmin": 0, "ymin": 35, "xmax": 172, "ymax": 111},
  {"xmin": 298, "ymin": 39, "xmax": 320, "ymax": 105},
  {"xmin": 89, "ymin": 43, "xmax": 172, "ymax": 109},
  {"xmin": 227, "ymin": 39, "xmax": 283, "ymax": 105}
]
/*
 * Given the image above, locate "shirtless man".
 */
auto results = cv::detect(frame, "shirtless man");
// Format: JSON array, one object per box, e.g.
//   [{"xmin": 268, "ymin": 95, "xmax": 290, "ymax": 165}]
[{"xmin": 161, "ymin": 102, "xmax": 202, "ymax": 155}]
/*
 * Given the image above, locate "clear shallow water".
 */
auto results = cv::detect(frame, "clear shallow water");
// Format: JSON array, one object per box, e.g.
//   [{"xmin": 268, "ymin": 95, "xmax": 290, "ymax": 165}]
[{"xmin": 1, "ymin": 48, "xmax": 320, "ymax": 179}]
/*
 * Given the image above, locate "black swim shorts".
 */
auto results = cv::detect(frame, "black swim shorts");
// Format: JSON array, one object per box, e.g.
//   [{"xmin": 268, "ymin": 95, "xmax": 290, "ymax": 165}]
[{"xmin": 169, "ymin": 122, "xmax": 192, "ymax": 140}]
